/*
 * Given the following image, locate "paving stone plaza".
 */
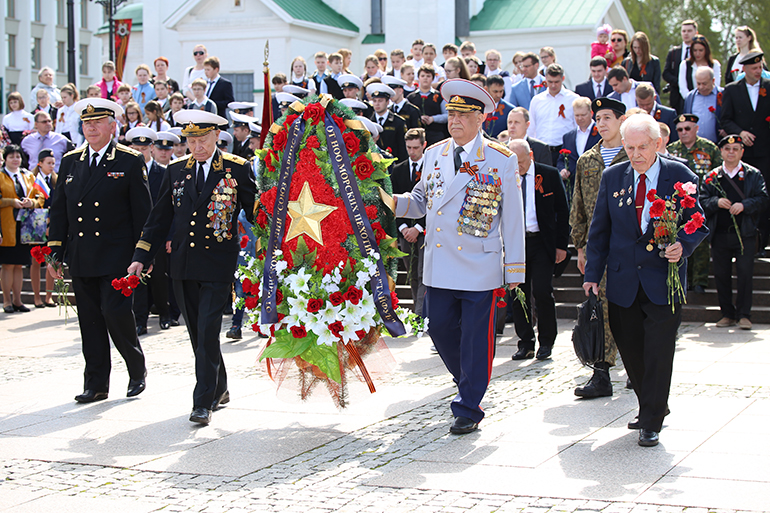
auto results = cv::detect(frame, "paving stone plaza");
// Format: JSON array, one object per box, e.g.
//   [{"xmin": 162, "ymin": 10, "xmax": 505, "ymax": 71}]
[{"xmin": 1, "ymin": 308, "xmax": 768, "ymax": 512}]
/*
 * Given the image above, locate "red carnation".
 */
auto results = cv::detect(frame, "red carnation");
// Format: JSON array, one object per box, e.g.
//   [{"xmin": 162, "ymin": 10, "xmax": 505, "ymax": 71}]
[
  {"xmin": 371, "ymin": 222, "xmax": 386, "ymax": 243},
  {"xmin": 306, "ymin": 298, "xmax": 323, "ymax": 313},
  {"xmin": 127, "ymin": 275, "xmax": 141, "ymax": 288},
  {"xmin": 343, "ymin": 132, "xmax": 359, "ymax": 155},
  {"xmin": 243, "ymin": 278, "xmax": 255, "ymax": 294},
  {"xmin": 329, "ymin": 292, "xmax": 344, "ymax": 306},
  {"xmin": 244, "ymin": 296, "xmax": 259, "ymax": 310},
  {"xmin": 41, "ymin": 246, "xmax": 51, "ymax": 256},
  {"xmin": 284, "ymin": 113, "xmax": 299, "ymax": 128},
  {"xmin": 332, "ymin": 114, "xmax": 347, "ymax": 133},
  {"xmin": 306, "ymin": 135, "xmax": 321, "ymax": 149},
  {"xmin": 276, "ymin": 289, "xmax": 284, "ymax": 304},
  {"xmin": 240, "ymin": 235, "xmax": 249, "ymax": 249},
  {"xmin": 681, "ymin": 195, "xmax": 696, "ymax": 209},
  {"xmin": 497, "ymin": 300, "xmax": 507, "ymax": 308},
  {"xmin": 559, "ymin": 149, "xmax": 571, "ymax": 155},
  {"xmin": 111, "ymin": 278, "xmax": 122, "ymax": 290},
  {"xmin": 121, "ymin": 288, "xmax": 133, "ymax": 297},
  {"xmin": 272, "ymin": 129, "xmax": 288, "ymax": 151},
  {"xmin": 674, "ymin": 181, "xmax": 685, "ymax": 195},
  {"xmin": 343, "ymin": 286, "xmax": 363, "ymax": 305},
  {"xmin": 365, "ymin": 205, "xmax": 378, "ymax": 219},
  {"xmin": 328, "ymin": 321, "xmax": 344, "ymax": 338},
  {"xmin": 303, "ymin": 102, "xmax": 325, "ymax": 125},
  {"xmin": 708, "ymin": 106, "xmax": 716, "ymax": 113},
  {"xmin": 256, "ymin": 209, "xmax": 268, "ymax": 227},
  {"xmin": 290, "ymin": 325, "xmax": 308, "ymax": 339},
  {"xmin": 353, "ymin": 154, "xmax": 375, "ymax": 181},
  {"xmin": 649, "ymin": 198, "xmax": 667, "ymax": 218},
  {"xmin": 390, "ymin": 291, "xmax": 399, "ymax": 309},
  {"xmin": 493, "ymin": 287, "xmax": 507, "ymax": 298},
  {"xmin": 260, "ymin": 187, "xmax": 277, "ymax": 215},
  {"xmin": 684, "ymin": 212, "xmax": 705, "ymax": 234},
  {"xmin": 646, "ymin": 189, "xmax": 657, "ymax": 202}
]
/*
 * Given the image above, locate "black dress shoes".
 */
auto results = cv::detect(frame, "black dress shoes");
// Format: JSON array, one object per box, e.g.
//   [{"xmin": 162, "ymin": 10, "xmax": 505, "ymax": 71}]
[
  {"xmin": 127, "ymin": 378, "xmax": 146, "ymax": 397},
  {"xmin": 75, "ymin": 390, "xmax": 108, "ymax": 403},
  {"xmin": 136, "ymin": 325, "xmax": 147, "ymax": 336},
  {"xmin": 159, "ymin": 317, "xmax": 171, "ymax": 330},
  {"xmin": 628, "ymin": 408, "xmax": 670, "ymax": 429},
  {"xmin": 450, "ymin": 416, "xmax": 478, "ymax": 434},
  {"xmin": 169, "ymin": 318, "xmax": 180, "ymax": 327},
  {"xmin": 212, "ymin": 390, "xmax": 230, "ymax": 410},
  {"xmin": 536, "ymin": 347, "xmax": 552, "ymax": 360},
  {"xmin": 511, "ymin": 348, "xmax": 535, "ymax": 360},
  {"xmin": 226, "ymin": 326, "xmax": 242, "ymax": 340},
  {"xmin": 638, "ymin": 429, "xmax": 659, "ymax": 446},
  {"xmin": 190, "ymin": 407, "xmax": 212, "ymax": 425}
]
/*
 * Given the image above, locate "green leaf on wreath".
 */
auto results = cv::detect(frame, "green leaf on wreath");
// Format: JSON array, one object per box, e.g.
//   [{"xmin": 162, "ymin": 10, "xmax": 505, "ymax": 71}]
[
  {"xmin": 260, "ymin": 329, "xmax": 317, "ymax": 360},
  {"xmin": 300, "ymin": 342, "xmax": 342, "ymax": 383}
]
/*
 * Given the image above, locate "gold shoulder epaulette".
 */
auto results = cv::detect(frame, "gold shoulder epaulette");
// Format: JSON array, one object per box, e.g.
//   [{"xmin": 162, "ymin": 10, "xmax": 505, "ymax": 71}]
[
  {"xmin": 427, "ymin": 138, "xmax": 451, "ymax": 150},
  {"xmin": 63, "ymin": 146, "xmax": 86, "ymax": 158},
  {"xmin": 116, "ymin": 143, "xmax": 141, "ymax": 156},
  {"xmin": 170, "ymin": 155, "xmax": 191, "ymax": 165},
  {"xmin": 488, "ymin": 140, "xmax": 513, "ymax": 157},
  {"xmin": 222, "ymin": 152, "xmax": 247, "ymax": 165}
]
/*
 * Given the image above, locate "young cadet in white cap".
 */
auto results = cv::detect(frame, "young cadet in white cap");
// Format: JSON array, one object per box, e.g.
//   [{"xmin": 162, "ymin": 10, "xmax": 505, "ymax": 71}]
[
  {"xmin": 393, "ymin": 79, "xmax": 526, "ymax": 435},
  {"xmin": 275, "ymin": 92, "xmax": 301, "ymax": 117},
  {"xmin": 382, "ymin": 75, "xmax": 421, "ymax": 130},
  {"xmin": 128, "ymin": 109, "xmax": 256, "ymax": 425},
  {"xmin": 125, "ymin": 126, "xmax": 172, "ymax": 336},
  {"xmin": 337, "ymin": 74, "xmax": 364, "ymax": 99},
  {"xmin": 367, "ymin": 83, "xmax": 408, "ymax": 162},
  {"xmin": 246, "ymin": 122, "xmax": 262, "ymax": 154},
  {"xmin": 229, "ymin": 111, "xmax": 260, "ymax": 160},
  {"xmin": 47, "ymin": 98, "xmax": 151, "ymax": 404},
  {"xmin": 168, "ymin": 127, "xmax": 188, "ymax": 159},
  {"xmin": 153, "ymin": 131, "xmax": 181, "ymax": 167}
]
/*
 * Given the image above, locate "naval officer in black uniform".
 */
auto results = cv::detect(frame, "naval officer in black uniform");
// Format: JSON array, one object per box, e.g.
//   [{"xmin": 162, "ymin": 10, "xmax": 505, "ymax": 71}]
[
  {"xmin": 128, "ymin": 110, "xmax": 256, "ymax": 425},
  {"xmin": 367, "ymin": 82, "xmax": 408, "ymax": 163},
  {"xmin": 48, "ymin": 98, "xmax": 151, "ymax": 403}
]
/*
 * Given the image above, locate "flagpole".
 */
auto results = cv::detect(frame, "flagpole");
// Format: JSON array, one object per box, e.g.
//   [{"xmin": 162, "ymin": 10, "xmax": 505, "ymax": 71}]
[{"xmin": 259, "ymin": 41, "xmax": 273, "ymax": 149}]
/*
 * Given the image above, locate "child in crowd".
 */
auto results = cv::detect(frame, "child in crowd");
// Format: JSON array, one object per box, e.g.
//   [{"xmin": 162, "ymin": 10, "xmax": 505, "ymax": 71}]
[
  {"xmin": 54, "ymin": 83, "xmax": 83, "ymax": 146},
  {"xmin": 290, "ymin": 56, "xmax": 309, "ymax": 89},
  {"xmin": 116, "ymin": 83, "xmax": 132, "ymax": 106},
  {"xmin": 166, "ymin": 92, "xmax": 186, "ymax": 126},
  {"xmin": 96, "ymin": 61, "xmax": 123, "ymax": 100},
  {"xmin": 85, "ymin": 85, "xmax": 101, "ymax": 98},
  {"xmin": 144, "ymin": 101, "xmax": 171, "ymax": 132},
  {"xmin": 132, "ymin": 64, "xmax": 156, "ymax": 115},
  {"xmin": 401, "ymin": 62, "xmax": 416, "ymax": 92},
  {"xmin": 591, "ymin": 24, "xmax": 616, "ymax": 63},
  {"xmin": 119, "ymin": 102, "xmax": 144, "ymax": 144},
  {"xmin": 154, "ymin": 80, "xmax": 171, "ymax": 114},
  {"xmin": 187, "ymin": 78, "xmax": 217, "ymax": 114}
]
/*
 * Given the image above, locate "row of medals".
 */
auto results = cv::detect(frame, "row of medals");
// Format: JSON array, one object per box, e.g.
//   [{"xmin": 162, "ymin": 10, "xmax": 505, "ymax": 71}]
[
  {"xmin": 614, "ymin": 184, "xmax": 667, "ymax": 258},
  {"xmin": 207, "ymin": 182, "xmax": 236, "ymax": 243},
  {"xmin": 458, "ymin": 185, "xmax": 502, "ymax": 237}
]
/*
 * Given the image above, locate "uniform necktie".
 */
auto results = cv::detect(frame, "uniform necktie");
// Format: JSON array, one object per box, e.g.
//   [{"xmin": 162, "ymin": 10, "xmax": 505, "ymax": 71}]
[
  {"xmin": 684, "ymin": 46, "xmax": 690, "ymax": 60},
  {"xmin": 453, "ymin": 146, "xmax": 464, "ymax": 174},
  {"xmin": 379, "ymin": 116, "xmax": 385, "ymax": 126},
  {"xmin": 529, "ymin": 79, "xmax": 535, "ymax": 98},
  {"xmin": 597, "ymin": 83, "xmax": 602, "ymax": 98},
  {"xmin": 196, "ymin": 162, "xmax": 205, "ymax": 194},
  {"xmin": 411, "ymin": 162, "xmax": 418, "ymax": 182},
  {"xmin": 45, "ymin": 175, "xmax": 50, "ymax": 188},
  {"xmin": 91, "ymin": 152, "xmax": 99, "ymax": 172},
  {"xmin": 522, "ymin": 173, "xmax": 527, "ymax": 217},
  {"xmin": 635, "ymin": 174, "xmax": 646, "ymax": 231},
  {"xmin": 206, "ymin": 80, "xmax": 215, "ymax": 97},
  {"xmin": 13, "ymin": 174, "xmax": 23, "ymax": 198}
]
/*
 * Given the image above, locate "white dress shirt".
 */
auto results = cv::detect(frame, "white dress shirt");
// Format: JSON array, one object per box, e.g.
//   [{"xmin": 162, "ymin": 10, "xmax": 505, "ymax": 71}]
[
  {"xmin": 448, "ymin": 134, "xmax": 481, "ymax": 187},
  {"xmin": 88, "ymin": 142, "xmax": 111, "ymax": 167},
  {"xmin": 617, "ymin": 80, "xmax": 639, "ymax": 111},
  {"xmin": 592, "ymin": 79, "xmax": 607, "ymax": 98},
  {"xmin": 747, "ymin": 81, "xmax": 760, "ymax": 110},
  {"xmin": 522, "ymin": 161, "xmax": 539, "ymax": 232},
  {"xmin": 528, "ymin": 87, "xmax": 579, "ymax": 146},
  {"xmin": 576, "ymin": 121, "xmax": 595, "ymax": 156},
  {"xmin": 724, "ymin": 162, "xmax": 743, "ymax": 179},
  {"xmin": 399, "ymin": 156, "xmax": 425, "ymax": 233},
  {"xmin": 205, "ymin": 75, "xmax": 220, "ymax": 97}
]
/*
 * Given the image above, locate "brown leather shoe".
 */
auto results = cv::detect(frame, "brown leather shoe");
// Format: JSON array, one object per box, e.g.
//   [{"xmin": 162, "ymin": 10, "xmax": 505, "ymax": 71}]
[
  {"xmin": 715, "ymin": 317, "xmax": 735, "ymax": 328},
  {"xmin": 738, "ymin": 318, "xmax": 752, "ymax": 330}
]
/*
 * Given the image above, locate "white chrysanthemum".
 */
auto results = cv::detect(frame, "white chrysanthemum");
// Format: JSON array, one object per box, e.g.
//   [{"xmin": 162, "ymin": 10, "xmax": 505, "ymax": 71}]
[
  {"xmin": 355, "ymin": 270, "xmax": 370, "ymax": 288},
  {"xmin": 274, "ymin": 249, "xmax": 283, "ymax": 257},
  {"xmin": 275, "ymin": 260, "xmax": 288, "ymax": 274}
]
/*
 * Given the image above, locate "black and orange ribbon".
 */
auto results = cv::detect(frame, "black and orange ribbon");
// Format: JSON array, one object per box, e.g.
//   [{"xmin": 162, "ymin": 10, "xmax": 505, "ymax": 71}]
[
  {"xmin": 460, "ymin": 161, "xmax": 479, "ymax": 178},
  {"xmin": 535, "ymin": 174, "xmax": 544, "ymax": 193},
  {"xmin": 345, "ymin": 342, "xmax": 375, "ymax": 393},
  {"xmin": 558, "ymin": 104, "xmax": 566, "ymax": 118}
]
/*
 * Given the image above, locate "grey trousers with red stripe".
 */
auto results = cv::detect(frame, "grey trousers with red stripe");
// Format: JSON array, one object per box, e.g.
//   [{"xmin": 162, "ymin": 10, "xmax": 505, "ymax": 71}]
[{"xmin": 425, "ymin": 286, "xmax": 496, "ymax": 423}]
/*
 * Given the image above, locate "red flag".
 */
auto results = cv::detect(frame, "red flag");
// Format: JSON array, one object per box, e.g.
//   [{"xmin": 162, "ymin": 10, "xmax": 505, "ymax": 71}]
[
  {"xmin": 259, "ymin": 42, "xmax": 273, "ymax": 148},
  {"xmin": 114, "ymin": 19, "xmax": 132, "ymax": 82}
]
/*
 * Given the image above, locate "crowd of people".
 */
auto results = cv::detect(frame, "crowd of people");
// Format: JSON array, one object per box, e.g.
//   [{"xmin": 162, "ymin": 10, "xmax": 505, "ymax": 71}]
[{"xmin": 1, "ymin": 20, "xmax": 768, "ymax": 438}]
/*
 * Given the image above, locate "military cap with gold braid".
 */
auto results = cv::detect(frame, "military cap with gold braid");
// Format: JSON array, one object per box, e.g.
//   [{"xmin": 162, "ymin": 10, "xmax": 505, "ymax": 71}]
[
  {"xmin": 154, "ymin": 131, "xmax": 181, "ymax": 148},
  {"xmin": 591, "ymin": 97, "xmax": 626, "ymax": 115},
  {"xmin": 125, "ymin": 126, "xmax": 157, "ymax": 146},
  {"xmin": 173, "ymin": 110, "xmax": 228, "ymax": 137},
  {"xmin": 738, "ymin": 52, "xmax": 764, "ymax": 65},
  {"xmin": 676, "ymin": 113, "xmax": 699, "ymax": 124},
  {"xmin": 440, "ymin": 78, "xmax": 496, "ymax": 114},
  {"xmin": 718, "ymin": 134, "xmax": 744, "ymax": 148},
  {"xmin": 73, "ymin": 98, "xmax": 123, "ymax": 121}
]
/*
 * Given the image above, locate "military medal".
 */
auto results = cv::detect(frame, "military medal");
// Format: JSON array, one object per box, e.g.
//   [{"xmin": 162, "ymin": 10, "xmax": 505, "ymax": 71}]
[
  {"xmin": 646, "ymin": 244, "xmax": 654, "ymax": 252},
  {"xmin": 457, "ymin": 172, "xmax": 502, "ymax": 237},
  {"xmin": 618, "ymin": 199, "xmax": 623, "ymax": 207}
]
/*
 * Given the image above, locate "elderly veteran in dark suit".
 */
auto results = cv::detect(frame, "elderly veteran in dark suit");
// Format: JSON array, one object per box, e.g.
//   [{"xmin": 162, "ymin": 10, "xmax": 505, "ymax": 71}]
[
  {"xmin": 128, "ymin": 110, "xmax": 256, "ymax": 425},
  {"xmin": 48, "ymin": 98, "xmax": 151, "ymax": 403},
  {"xmin": 584, "ymin": 114, "xmax": 708, "ymax": 447},
  {"xmin": 394, "ymin": 79, "xmax": 526, "ymax": 435}
]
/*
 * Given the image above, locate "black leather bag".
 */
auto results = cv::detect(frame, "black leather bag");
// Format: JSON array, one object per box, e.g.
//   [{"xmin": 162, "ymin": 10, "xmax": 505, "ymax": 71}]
[{"xmin": 572, "ymin": 290, "xmax": 605, "ymax": 368}]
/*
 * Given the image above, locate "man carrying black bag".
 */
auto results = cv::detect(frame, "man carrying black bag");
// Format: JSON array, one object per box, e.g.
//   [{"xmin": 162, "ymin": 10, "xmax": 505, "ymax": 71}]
[{"xmin": 572, "ymin": 290, "xmax": 604, "ymax": 367}]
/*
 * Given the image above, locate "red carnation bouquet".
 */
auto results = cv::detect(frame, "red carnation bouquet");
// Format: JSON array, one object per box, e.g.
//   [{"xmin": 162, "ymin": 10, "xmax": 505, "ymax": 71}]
[
  {"xmin": 111, "ymin": 272, "xmax": 150, "ymax": 297},
  {"xmin": 704, "ymin": 169, "xmax": 743, "ymax": 254},
  {"xmin": 559, "ymin": 148, "xmax": 572, "ymax": 194},
  {"xmin": 647, "ymin": 181, "xmax": 705, "ymax": 312},
  {"xmin": 30, "ymin": 245, "xmax": 75, "ymax": 323}
]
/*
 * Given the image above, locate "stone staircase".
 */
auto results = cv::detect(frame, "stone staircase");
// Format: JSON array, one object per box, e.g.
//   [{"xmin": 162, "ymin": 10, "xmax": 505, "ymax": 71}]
[{"xmin": 553, "ymin": 247, "xmax": 770, "ymax": 323}]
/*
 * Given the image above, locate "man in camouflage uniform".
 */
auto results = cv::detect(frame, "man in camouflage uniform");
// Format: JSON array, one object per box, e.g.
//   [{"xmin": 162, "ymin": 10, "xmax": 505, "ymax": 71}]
[
  {"xmin": 570, "ymin": 97, "xmax": 628, "ymax": 398},
  {"xmin": 667, "ymin": 114, "xmax": 722, "ymax": 293}
]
